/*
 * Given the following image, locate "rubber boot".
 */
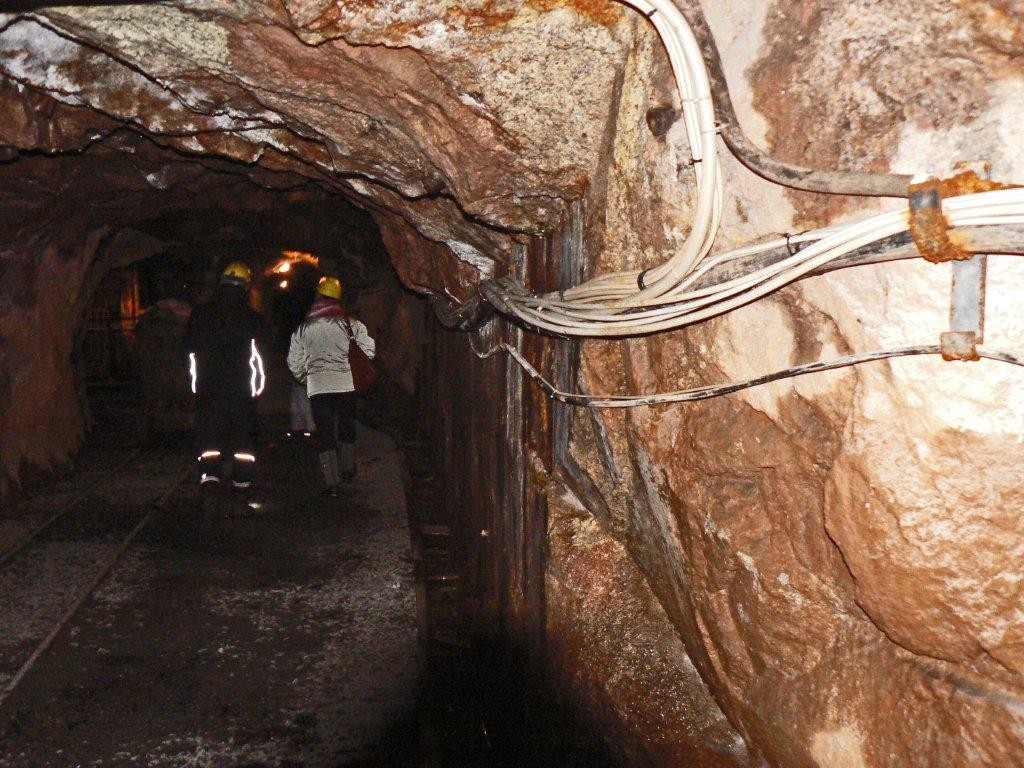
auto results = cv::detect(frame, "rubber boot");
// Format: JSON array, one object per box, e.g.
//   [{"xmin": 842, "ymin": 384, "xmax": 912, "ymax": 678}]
[
  {"xmin": 318, "ymin": 450, "xmax": 340, "ymax": 498},
  {"xmin": 339, "ymin": 442, "xmax": 356, "ymax": 482}
]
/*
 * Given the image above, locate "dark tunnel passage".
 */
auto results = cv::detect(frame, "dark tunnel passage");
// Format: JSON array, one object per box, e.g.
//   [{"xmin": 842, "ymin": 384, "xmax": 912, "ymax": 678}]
[
  {"xmin": 74, "ymin": 190, "xmax": 423, "ymax": 438},
  {"xmin": 15, "ymin": 2, "xmax": 1024, "ymax": 766},
  {"xmin": 0, "ymin": 127, "xmax": 617, "ymax": 766}
]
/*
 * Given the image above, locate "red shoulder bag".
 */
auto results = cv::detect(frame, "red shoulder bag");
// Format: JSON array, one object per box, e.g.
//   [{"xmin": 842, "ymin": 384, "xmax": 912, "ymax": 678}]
[{"xmin": 345, "ymin": 319, "xmax": 378, "ymax": 393}]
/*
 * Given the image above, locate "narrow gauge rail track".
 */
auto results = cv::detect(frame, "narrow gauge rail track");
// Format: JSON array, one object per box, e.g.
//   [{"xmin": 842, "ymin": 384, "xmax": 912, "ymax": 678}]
[
  {"xmin": 0, "ymin": 449, "xmax": 193, "ymax": 710},
  {"xmin": 0, "ymin": 447, "xmax": 143, "ymax": 571}
]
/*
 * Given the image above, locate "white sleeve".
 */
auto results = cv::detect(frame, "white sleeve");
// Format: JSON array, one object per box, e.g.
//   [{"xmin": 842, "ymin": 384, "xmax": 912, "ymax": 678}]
[
  {"xmin": 354, "ymin": 320, "xmax": 376, "ymax": 360},
  {"xmin": 287, "ymin": 329, "xmax": 308, "ymax": 382}
]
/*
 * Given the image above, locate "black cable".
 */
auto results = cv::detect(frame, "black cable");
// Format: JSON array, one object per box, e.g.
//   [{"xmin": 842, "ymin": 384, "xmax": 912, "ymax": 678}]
[
  {"xmin": 504, "ymin": 344, "xmax": 1024, "ymax": 408},
  {"xmin": 678, "ymin": 1, "xmax": 912, "ymax": 198}
]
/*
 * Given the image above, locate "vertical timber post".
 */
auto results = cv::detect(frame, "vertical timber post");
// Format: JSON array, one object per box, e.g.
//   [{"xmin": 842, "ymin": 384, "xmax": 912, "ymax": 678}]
[
  {"xmin": 551, "ymin": 198, "xmax": 585, "ymax": 467},
  {"xmin": 514, "ymin": 200, "xmax": 585, "ymax": 662},
  {"xmin": 500, "ymin": 243, "xmax": 528, "ymax": 650}
]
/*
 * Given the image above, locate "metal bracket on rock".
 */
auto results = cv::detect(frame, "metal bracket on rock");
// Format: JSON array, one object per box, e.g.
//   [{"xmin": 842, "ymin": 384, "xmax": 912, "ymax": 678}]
[
  {"xmin": 942, "ymin": 255, "xmax": 986, "ymax": 361},
  {"xmin": 909, "ymin": 165, "xmax": 1005, "ymax": 361},
  {"xmin": 908, "ymin": 166, "xmax": 1017, "ymax": 265}
]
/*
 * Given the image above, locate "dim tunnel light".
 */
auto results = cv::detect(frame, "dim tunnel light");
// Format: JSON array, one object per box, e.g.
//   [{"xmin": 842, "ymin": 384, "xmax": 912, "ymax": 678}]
[{"xmin": 269, "ymin": 250, "xmax": 319, "ymax": 277}]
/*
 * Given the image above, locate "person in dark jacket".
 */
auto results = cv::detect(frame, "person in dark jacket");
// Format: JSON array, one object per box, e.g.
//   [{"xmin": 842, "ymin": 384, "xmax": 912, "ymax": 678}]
[{"xmin": 184, "ymin": 262, "xmax": 269, "ymax": 498}]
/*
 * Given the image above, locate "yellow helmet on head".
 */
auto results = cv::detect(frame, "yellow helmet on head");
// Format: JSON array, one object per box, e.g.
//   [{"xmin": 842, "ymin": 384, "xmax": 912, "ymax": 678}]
[
  {"xmin": 316, "ymin": 276, "xmax": 343, "ymax": 300},
  {"xmin": 221, "ymin": 261, "xmax": 252, "ymax": 286}
]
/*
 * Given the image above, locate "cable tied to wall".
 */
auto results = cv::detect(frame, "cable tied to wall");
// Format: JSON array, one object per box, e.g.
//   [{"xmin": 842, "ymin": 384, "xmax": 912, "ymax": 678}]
[
  {"xmin": 471, "ymin": 0, "xmax": 1024, "ymax": 341},
  {"xmin": 465, "ymin": 340, "xmax": 1024, "ymax": 408},
  {"xmin": 451, "ymin": 0, "xmax": 1024, "ymax": 406}
]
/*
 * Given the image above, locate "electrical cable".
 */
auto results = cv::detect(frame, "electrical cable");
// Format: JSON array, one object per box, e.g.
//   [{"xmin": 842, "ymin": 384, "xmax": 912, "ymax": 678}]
[
  {"xmin": 673, "ymin": 0, "xmax": 912, "ymax": 198},
  {"xmin": 469, "ymin": 338, "xmax": 1024, "ymax": 408},
  {"xmin": 472, "ymin": 0, "xmax": 1024, "ymax": 340},
  {"xmin": 449, "ymin": 1, "xmax": 1024, "ymax": 410},
  {"xmin": 493, "ymin": 191, "xmax": 1024, "ymax": 337}
]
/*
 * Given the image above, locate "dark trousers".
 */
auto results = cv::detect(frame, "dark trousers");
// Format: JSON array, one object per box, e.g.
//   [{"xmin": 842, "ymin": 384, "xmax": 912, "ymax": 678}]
[
  {"xmin": 310, "ymin": 392, "xmax": 357, "ymax": 452},
  {"xmin": 195, "ymin": 393, "xmax": 258, "ymax": 486}
]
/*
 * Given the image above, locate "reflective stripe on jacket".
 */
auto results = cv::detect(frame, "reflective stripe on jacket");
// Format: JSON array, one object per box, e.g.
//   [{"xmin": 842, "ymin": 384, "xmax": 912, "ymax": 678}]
[{"xmin": 185, "ymin": 285, "xmax": 269, "ymax": 398}]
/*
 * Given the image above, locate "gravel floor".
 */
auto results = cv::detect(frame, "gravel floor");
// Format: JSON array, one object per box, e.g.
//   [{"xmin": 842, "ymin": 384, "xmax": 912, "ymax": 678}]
[{"xmin": 0, "ymin": 425, "xmax": 420, "ymax": 768}]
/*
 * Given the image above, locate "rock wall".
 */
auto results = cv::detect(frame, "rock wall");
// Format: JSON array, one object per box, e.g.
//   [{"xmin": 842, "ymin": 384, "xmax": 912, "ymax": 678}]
[
  {"xmin": 546, "ymin": 491, "xmax": 753, "ymax": 766},
  {"xmin": 3, "ymin": 1, "xmax": 1024, "ymax": 765},
  {"xmin": 567, "ymin": 2, "xmax": 1024, "ymax": 765},
  {"xmin": 0, "ymin": 145, "xmax": 209, "ymax": 494}
]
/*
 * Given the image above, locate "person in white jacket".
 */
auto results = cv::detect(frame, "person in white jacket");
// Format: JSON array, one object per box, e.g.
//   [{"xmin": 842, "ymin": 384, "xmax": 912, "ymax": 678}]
[{"xmin": 286, "ymin": 276, "xmax": 375, "ymax": 496}]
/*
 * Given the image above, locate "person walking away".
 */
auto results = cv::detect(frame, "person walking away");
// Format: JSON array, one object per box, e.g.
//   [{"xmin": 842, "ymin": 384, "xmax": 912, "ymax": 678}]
[
  {"xmin": 184, "ymin": 262, "xmax": 270, "ymax": 506},
  {"xmin": 286, "ymin": 276, "xmax": 375, "ymax": 497}
]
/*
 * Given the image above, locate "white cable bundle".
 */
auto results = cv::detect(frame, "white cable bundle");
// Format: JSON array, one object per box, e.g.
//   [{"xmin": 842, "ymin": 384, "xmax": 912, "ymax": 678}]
[{"xmin": 494, "ymin": 0, "xmax": 1024, "ymax": 338}]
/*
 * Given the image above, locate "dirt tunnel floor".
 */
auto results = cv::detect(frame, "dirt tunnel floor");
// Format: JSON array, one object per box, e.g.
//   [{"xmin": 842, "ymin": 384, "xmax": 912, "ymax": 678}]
[{"xmin": 0, "ymin": 425, "xmax": 421, "ymax": 768}]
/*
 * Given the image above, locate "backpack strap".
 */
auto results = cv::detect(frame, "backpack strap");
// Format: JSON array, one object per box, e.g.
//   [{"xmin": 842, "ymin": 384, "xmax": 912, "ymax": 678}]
[{"xmin": 333, "ymin": 317, "xmax": 355, "ymax": 340}]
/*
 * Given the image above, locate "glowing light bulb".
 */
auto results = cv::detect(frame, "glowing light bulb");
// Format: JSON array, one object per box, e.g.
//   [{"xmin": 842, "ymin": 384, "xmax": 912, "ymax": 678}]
[
  {"xmin": 279, "ymin": 280, "xmax": 288, "ymax": 289},
  {"xmin": 278, "ymin": 262, "xmax": 291, "ymax": 273}
]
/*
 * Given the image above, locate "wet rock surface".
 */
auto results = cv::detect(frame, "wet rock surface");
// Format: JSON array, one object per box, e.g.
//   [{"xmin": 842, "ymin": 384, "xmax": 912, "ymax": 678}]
[{"xmin": 546, "ymin": 493, "xmax": 755, "ymax": 767}]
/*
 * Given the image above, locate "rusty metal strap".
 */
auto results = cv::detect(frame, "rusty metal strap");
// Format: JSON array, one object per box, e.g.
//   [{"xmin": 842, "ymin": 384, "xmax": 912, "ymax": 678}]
[
  {"xmin": 906, "ymin": 168, "xmax": 1016, "ymax": 359},
  {"xmin": 908, "ymin": 184, "xmax": 969, "ymax": 263},
  {"xmin": 908, "ymin": 170, "xmax": 1019, "ymax": 264}
]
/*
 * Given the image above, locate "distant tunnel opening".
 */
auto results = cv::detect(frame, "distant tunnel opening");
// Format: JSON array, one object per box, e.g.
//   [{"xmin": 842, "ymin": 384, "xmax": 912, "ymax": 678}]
[
  {"xmin": 0, "ymin": 98, "xmax": 614, "ymax": 761},
  {"xmin": 63, "ymin": 174, "xmax": 427, "ymax": 447}
]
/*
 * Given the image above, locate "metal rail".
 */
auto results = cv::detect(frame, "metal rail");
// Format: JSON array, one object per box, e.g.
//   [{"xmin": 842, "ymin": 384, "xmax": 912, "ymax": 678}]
[
  {"xmin": 0, "ymin": 459, "xmax": 192, "ymax": 709},
  {"xmin": 0, "ymin": 448, "xmax": 143, "ymax": 571}
]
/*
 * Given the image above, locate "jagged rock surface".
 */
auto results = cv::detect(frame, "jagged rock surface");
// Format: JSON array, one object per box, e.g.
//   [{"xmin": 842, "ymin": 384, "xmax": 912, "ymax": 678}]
[{"xmin": 3, "ymin": 1, "xmax": 1024, "ymax": 766}]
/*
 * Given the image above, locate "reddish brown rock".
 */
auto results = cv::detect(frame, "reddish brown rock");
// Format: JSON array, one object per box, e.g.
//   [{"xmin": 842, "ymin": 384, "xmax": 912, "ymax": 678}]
[
  {"xmin": 547, "ymin": 491, "xmax": 756, "ymax": 767},
  {"xmin": 5, "ymin": 1, "xmax": 1024, "ymax": 766}
]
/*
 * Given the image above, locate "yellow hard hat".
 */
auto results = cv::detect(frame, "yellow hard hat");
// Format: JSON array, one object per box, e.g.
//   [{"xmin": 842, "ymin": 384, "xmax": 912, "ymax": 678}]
[
  {"xmin": 316, "ymin": 276, "xmax": 343, "ymax": 300},
  {"xmin": 221, "ymin": 261, "xmax": 252, "ymax": 285}
]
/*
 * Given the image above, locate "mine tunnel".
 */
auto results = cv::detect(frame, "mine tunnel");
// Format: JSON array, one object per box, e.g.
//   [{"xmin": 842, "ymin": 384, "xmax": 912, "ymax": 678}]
[{"xmin": 4, "ymin": 1, "xmax": 1024, "ymax": 767}]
